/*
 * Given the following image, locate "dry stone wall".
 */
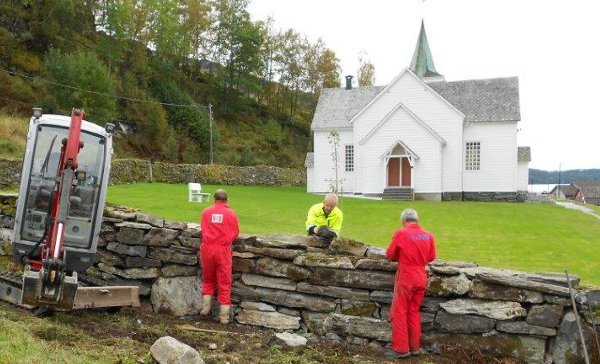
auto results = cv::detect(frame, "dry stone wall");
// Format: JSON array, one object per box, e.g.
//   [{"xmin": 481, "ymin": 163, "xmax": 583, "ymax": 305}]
[
  {"xmin": 1, "ymin": 197, "xmax": 599, "ymax": 364},
  {"xmin": 0, "ymin": 157, "xmax": 305, "ymax": 187}
]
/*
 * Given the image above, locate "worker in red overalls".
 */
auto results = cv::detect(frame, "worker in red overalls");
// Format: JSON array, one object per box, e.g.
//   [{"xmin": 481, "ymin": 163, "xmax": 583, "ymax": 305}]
[
  {"xmin": 385, "ymin": 208, "xmax": 437, "ymax": 359},
  {"xmin": 199, "ymin": 189, "xmax": 240, "ymax": 324}
]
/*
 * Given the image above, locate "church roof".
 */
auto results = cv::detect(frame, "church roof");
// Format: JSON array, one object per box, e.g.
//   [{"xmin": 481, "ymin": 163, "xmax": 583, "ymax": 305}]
[
  {"xmin": 410, "ymin": 21, "xmax": 442, "ymax": 78},
  {"xmin": 428, "ymin": 77, "xmax": 521, "ymax": 122},
  {"xmin": 311, "ymin": 86, "xmax": 384, "ymax": 129},
  {"xmin": 311, "ymin": 76, "xmax": 520, "ymax": 129}
]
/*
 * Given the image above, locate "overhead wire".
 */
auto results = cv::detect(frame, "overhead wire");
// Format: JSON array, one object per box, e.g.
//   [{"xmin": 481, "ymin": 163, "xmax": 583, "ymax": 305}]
[{"xmin": 0, "ymin": 67, "xmax": 208, "ymax": 110}]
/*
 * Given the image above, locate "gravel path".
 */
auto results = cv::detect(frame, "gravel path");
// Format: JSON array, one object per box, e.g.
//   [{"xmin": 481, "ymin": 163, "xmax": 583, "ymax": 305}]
[{"xmin": 556, "ymin": 201, "xmax": 600, "ymax": 221}]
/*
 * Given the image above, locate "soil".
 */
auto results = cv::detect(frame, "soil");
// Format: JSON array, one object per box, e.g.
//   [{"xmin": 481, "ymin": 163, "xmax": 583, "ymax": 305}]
[{"xmin": 48, "ymin": 301, "xmax": 521, "ymax": 364}]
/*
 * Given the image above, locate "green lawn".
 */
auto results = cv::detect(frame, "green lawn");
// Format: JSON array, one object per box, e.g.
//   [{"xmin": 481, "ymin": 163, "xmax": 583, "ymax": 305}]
[{"xmin": 107, "ymin": 183, "xmax": 600, "ymax": 287}]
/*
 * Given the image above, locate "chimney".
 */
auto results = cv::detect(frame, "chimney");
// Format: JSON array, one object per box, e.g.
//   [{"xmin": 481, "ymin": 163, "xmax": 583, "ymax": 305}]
[{"xmin": 345, "ymin": 75, "xmax": 353, "ymax": 90}]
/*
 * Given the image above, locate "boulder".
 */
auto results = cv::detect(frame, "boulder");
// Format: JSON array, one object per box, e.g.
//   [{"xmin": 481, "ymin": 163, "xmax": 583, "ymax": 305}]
[
  {"xmin": 440, "ymin": 299, "xmax": 526, "ymax": 320},
  {"xmin": 151, "ymin": 276, "xmax": 202, "ymax": 316},
  {"xmin": 150, "ymin": 336, "xmax": 204, "ymax": 364}
]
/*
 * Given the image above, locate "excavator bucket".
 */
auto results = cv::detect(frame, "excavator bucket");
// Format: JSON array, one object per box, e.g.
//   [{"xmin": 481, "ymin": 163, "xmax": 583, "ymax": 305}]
[{"xmin": 21, "ymin": 270, "xmax": 79, "ymax": 310}]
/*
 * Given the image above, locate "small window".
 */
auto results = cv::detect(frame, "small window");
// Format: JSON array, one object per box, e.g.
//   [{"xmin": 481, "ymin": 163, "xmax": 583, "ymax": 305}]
[
  {"xmin": 465, "ymin": 142, "xmax": 480, "ymax": 171},
  {"xmin": 345, "ymin": 145, "xmax": 354, "ymax": 172}
]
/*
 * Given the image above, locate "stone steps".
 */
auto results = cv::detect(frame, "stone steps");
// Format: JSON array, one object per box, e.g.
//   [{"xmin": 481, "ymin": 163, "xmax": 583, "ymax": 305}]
[{"xmin": 382, "ymin": 188, "xmax": 414, "ymax": 201}]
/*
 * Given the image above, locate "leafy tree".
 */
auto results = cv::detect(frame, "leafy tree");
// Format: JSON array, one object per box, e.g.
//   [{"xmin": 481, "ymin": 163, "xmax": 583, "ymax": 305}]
[
  {"xmin": 357, "ymin": 51, "xmax": 375, "ymax": 86},
  {"xmin": 44, "ymin": 49, "xmax": 117, "ymax": 124}
]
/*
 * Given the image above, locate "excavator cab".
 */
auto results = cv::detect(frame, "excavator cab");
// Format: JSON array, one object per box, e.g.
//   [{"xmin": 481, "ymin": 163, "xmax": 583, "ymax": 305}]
[{"xmin": 12, "ymin": 109, "xmax": 113, "ymax": 309}]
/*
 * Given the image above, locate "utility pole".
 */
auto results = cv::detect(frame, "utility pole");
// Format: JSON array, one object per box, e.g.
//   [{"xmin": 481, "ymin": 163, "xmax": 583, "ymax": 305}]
[
  {"xmin": 208, "ymin": 103, "xmax": 213, "ymax": 165},
  {"xmin": 557, "ymin": 162, "xmax": 562, "ymax": 198}
]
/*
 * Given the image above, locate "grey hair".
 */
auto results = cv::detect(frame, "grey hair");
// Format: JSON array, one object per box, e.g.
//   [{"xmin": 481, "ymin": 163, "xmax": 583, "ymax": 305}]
[
  {"xmin": 324, "ymin": 193, "xmax": 338, "ymax": 205},
  {"xmin": 214, "ymin": 189, "xmax": 228, "ymax": 201},
  {"xmin": 401, "ymin": 208, "xmax": 419, "ymax": 222}
]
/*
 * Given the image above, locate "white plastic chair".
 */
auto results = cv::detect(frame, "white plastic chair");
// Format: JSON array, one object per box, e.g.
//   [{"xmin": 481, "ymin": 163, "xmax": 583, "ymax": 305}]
[{"xmin": 188, "ymin": 183, "xmax": 210, "ymax": 202}]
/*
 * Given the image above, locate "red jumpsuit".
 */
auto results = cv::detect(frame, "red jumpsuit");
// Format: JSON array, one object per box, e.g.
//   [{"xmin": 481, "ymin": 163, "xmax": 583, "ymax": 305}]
[
  {"xmin": 200, "ymin": 201, "xmax": 240, "ymax": 305},
  {"xmin": 386, "ymin": 223, "xmax": 437, "ymax": 353}
]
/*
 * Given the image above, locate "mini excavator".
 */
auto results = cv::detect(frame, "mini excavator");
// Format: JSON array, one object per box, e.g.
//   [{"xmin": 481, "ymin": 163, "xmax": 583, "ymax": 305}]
[{"xmin": 1, "ymin": 108, "xmax": 139, "ymax": 310}]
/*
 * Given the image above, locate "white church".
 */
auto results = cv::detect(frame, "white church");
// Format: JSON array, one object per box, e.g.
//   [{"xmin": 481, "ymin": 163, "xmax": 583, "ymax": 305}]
[{"xmin": 305, "ymin": 23, "xmax": 530, "ymax": 201}]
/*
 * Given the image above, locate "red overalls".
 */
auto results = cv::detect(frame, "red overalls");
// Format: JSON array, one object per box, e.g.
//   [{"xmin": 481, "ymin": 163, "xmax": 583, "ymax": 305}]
[
  {"xmin": 386, "ymin": 223, "xmax": 437, "ymax": 353},
  {"xmin": 200, "ymin": 201, "xmax": 240, "ymax": 305}
]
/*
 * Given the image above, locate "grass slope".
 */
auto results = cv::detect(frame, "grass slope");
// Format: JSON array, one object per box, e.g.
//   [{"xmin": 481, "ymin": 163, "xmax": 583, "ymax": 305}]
[{"xmin": 108, "ymin": 183, "xmax": 600, "ymax": 286}]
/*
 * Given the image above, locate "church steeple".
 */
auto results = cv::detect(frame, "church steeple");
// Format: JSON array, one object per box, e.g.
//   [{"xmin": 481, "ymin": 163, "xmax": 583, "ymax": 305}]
[{"xmin": 409, "ymin": 21, "xmax": 444, "ymax": 81}]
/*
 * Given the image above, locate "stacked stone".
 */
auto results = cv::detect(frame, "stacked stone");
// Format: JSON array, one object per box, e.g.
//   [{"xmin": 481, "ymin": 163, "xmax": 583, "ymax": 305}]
[
  {"xmin": 0, "ymin": 157, "xmax": 305, "ymax": 188},
  {"xmin": 0, "ymin": 194, "xmax": 17, "ymax": 255},
  {"xmin": 0, "ymin": 194, "xmax": 598, "ymax": 363}
]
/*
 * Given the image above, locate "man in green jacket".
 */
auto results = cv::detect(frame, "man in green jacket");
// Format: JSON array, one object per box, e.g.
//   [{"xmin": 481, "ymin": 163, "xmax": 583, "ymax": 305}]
[{"xmin": 305, "ymin": 193, "xmax": 343, "ymax": 243}]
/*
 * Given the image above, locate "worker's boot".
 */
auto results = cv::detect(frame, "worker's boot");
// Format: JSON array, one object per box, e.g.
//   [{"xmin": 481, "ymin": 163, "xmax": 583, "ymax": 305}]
[
  {"xmin": 200, "ymin": 295, "xmax": 212, "ymax": 316},
  {"xmin": 219, "ymin": 305, "xmax": 231, "ymax": 324}
]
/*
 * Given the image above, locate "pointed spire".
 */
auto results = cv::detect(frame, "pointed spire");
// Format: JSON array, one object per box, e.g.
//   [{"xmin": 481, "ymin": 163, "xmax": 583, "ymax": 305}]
[{"xmin": 409, "ymin": 21, "xmax": 443, "ymax": 79}]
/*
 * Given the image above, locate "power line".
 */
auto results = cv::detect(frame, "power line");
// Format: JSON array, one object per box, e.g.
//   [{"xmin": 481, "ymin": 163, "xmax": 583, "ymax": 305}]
[{"xmin": 0, "ymin": 67, "xmax": 209, "ymax": 110}]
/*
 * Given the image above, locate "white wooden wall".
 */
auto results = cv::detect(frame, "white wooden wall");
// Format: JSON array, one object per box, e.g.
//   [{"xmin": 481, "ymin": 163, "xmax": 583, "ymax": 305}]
[
  {"xmin": 311, "ymin": 128, "xmax": 355, "ymax": 193},
  {"xmin": 517, "ymin": 161, "xmax": 529, "ymax": 191},
  {"xmin": 462, "ymin": 122, "xmax": 518, "ymax": 191}
]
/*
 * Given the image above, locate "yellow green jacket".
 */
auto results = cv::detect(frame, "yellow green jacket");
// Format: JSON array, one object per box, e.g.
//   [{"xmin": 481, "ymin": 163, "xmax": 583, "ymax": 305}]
[{"xmin": 305, "ymin": 202, "xmax": 343, "ymax": 236}]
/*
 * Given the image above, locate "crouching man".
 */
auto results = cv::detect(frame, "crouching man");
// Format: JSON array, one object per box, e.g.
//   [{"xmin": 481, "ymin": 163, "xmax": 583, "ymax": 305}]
[
  {"xmin": 385, "ymin": 208, "xmax": 437, "ymax": 359},
  {"xmin": 199, "ymin": 189, "xmax": 240, "ymax": 324},
  {"xmin": 305, "ymin": 193, "xmax": 343, "ymax": 244}
]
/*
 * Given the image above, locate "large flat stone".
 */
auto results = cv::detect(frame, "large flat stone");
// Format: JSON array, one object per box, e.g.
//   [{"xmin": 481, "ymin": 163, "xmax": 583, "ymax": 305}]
[
  {"xmin": 469, "ymin": 279, "xmax": 544, "ymax": 303},
  {"xmin": 144, "ymin": 227, "xmax": 179, "ymax": 247},
  {"xmin": 242, "ymin": 246, "xmax": 304, "ymax": 260},
  {"xmin": 551, "ymin": 311, "xmax": 595, "ymax": 364},
  {"xmin": 354, "ymin": 258, "xmax": 397, "ymax": 271},
  {"xmin": 240, "ymin": 301, "xmax": 275, "ymax": 312},
  {"xmin": 496, "ymin": 321, "xmax": 557, "ymax": 336},
  {"xmin": 328, "ymin": 238, "xmax": 368, "ymax": 257},
  {"xmin": 148, "ymin": 247, "xmax": 198, "ymax": 265},
  {"xmin": 106, "ymin": 242, "xmax": 147, "ymax": 257},
  {"xmin": 116, "ymin": 226, "xmax": 146, "ymax": 245},
  {"xmin": 256, "ymin": 257, "xmax": 311, "ymax": 280},
  {"xmin": 340, "ymin": 299, "xmax": 377, "ymax": 317},
  {"xmin": 115, "ymin": 221, "xmax": 153, "ymax": 230},
  {"xmin": 240, "ymin": 274, "xmax": 296, "ymax": 291},
  {"xmin": 296, "ymin": 282, "xmax": 370, "ymax": 301},
  {"xmin": 310, "ymin": 267, "xmax": 395, "ymax": 290},
  {"xmin": 370, "ymin": 291, "xmax": 393, "ymax": 304},
  {"xmin": 235, "ymin": 309, "xmax": 300, "ymax": 330},
  {"xmin": 124, "ymin": 256, "xmax": 162, "ymax": 268},
  {"xmin": 121, "ymin": 267, "xmax": 160, "ymax": 279},
  {"xmin": 365, "ymin": 246, "xmax": 386, "ymax": 258},
  {"xmin": 252, "ymin": 234, "xmax": 310, "ymax": 249},
  {"xmin": 440, "ymin": 299, "xmax": 526, "ymax": 320},
  {"xmin": 435, "ymin": 310, "xmax": 496, "ymax": 333},
  {"xmin": 162, "ymin": 264, "xmax": 199, "ymax": 277},
  {"xmin": 231, "ymin": 282, "xmax": 336, "ymax": 312},
  {"xmin": 233, "ymin": 257, "xmax": 256, "ymax": 273},
  {"xmin": 293, "ymin": 253, "xmax": 355, "ymax": 269},
  {"xmin": 95, "ymin": 249, "xmax": 125, "ymax": 267},
  {"xmin": 303, "ymin": 312, "xmax": 391, "ymax": 341},
  {"xmin": 136, "ymin": 212, "xmax": 164, "ymax": 227}
]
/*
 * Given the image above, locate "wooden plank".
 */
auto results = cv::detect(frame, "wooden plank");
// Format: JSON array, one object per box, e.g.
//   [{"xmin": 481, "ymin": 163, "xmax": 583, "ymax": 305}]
[{"xmin": 72, "ymin": 286, "xmax": 140, "ymax": 309}]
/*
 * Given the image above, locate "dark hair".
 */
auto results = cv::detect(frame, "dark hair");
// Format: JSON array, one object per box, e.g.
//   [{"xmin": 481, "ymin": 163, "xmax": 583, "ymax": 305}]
[{"xmin": 214, "ymin": 189, "xmax": 228, "ymax": 201}]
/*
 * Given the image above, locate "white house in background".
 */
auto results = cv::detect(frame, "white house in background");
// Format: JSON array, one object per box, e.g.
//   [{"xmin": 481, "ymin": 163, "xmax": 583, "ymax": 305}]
[{"xmin": 305, "ymin": 22, "xmax": 531, "ymax": 201}]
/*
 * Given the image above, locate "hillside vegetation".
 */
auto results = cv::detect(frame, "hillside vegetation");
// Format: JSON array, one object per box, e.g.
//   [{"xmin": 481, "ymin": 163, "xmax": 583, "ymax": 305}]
[
  {"xmin": 0, "ymin": 0, "xmax": 345, "ymax": 168},
  {"xmin": 530, "ymin": 168, "xmax": 600, "ymax": 184},
  {"xmin": 108, "ymin": 183, "xmax": 600, "ymax": 286}
]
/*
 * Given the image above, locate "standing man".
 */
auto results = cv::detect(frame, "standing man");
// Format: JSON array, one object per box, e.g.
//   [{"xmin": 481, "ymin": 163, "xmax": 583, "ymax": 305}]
[
  {"xmin": 199, "ymin": 189, "xmax": 239, "ymax": 324},
  {"xmin": 305, "ymin": 193, "xmax": 343, "ymax": 243},
  {"xmin": 385, "ymin": 208, "xmax": 437, "ymax": 359}
]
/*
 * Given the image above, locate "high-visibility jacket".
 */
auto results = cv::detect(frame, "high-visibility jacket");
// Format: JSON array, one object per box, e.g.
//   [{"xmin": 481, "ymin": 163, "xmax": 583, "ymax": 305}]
[{"xmin": 305, "ymin": 202, "xmax": 343, "ymax": 236}]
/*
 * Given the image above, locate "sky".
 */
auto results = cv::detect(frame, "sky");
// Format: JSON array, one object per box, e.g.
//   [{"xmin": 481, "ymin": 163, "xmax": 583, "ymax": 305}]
[{"xmin": 248, "ymin": 0, "xmax": 600, "ymax": 171}]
